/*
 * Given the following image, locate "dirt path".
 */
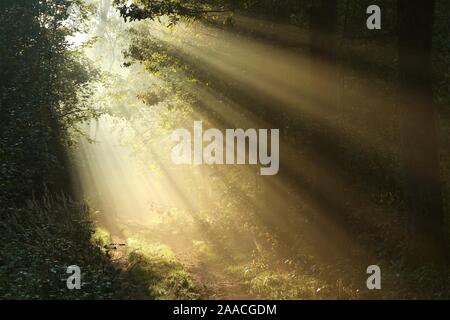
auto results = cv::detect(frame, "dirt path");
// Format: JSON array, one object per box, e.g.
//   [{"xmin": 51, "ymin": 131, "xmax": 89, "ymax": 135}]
[{"xmin": 164, "ymin": 236, "xmax": 255, "ymax": 300}]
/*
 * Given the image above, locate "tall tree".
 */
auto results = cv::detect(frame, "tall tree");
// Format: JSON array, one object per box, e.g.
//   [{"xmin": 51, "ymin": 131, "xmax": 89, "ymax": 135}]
[
  {"xmin": 304, "ymin": 0, "xmax": 359, "ymax": 258},
  {"xmin": 398, "ymin": 0, "xmax": 447, "ymax": 264},
  {"xmin": 0, "ymin": 0, "xmax": 96, "ymax": 203},
  {"xmin": 309, "ymin": 0, "xmax": 339, "ymax": 127}
]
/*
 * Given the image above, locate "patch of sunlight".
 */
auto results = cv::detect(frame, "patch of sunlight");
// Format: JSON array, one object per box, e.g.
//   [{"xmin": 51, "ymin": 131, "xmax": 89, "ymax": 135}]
[
  {"xmin": 92, "ymin": 226, "xmax": 112, "ymax": 245},
  {"xmin": 127, "ymin": 236, "xmax": 177, "ymax": 262},
  {"xmin": 227, "ymin": 264, "xmax": 359, "ymax": 300},
  {"xmin": 124, "ymin": 236, "xmax": 201, "ymax": 300},
  {"xmin": 192, "ymin": 240, "xmax": 217, "ymax": 261}
]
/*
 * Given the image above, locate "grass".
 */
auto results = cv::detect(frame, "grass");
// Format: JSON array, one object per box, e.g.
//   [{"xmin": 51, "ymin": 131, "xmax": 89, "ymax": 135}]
[
  {"xmin": 226, "ymin": 260, "xmax": 360, "ymax": 300},
  {"xmin": 116, "ymin": 235, "xmax": 201, "ymax": 300},
  {"xmin": 0, "ymin": 196, "xmax": 122, "ymax": 299},
  {"xmin": 0, "ymin": 196, "xmax": 200, "ymax": 300},
  {"xmin": 5, "ymin": 197, "xmax": 449, "ymax": 300}
]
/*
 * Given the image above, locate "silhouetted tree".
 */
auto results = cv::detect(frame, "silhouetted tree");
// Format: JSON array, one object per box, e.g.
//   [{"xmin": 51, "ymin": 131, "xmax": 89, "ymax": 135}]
[{"xmin": 398, "ymin": 0, "xmax": 447, "ymax": 264}]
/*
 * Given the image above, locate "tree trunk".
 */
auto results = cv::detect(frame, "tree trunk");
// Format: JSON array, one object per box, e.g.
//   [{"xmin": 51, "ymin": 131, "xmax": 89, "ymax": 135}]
[
  {"xmin": 398, "ymin": 0, "xmax": 447, "ymax": 264},
  {"xmin": 308, "ymin": 0, "xmax": 340, "ymax": 162},
  {"xmin": 305, "ymin": 0, "xmax": 357, "ymax": 259}
]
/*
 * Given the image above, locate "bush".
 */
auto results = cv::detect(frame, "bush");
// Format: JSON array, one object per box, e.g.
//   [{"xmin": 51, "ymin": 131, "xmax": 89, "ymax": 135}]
[{"xmin": 0, "ymin": 196, "xmax": 122, "ymax": 300}]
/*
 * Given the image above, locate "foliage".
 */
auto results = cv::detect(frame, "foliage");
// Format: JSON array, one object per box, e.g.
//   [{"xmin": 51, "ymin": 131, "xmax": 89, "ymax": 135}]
[
  {"xmin": 0, "ymin": 1, "xmax": 109, "ymax": 300},
  {"xmin": 111, "ymin": 0, "xmax": 450, "ymax": 299},
  {"xmin": 1, "ymin": 0, "xmax": 450, "ymax": 300},
  {"xmin": 122, "ymin": 237, "xmax": 201, "ymax": 299},
  {"xmin": 0, "ymin": 0, "xmax": 101, "ymax": 204},
  {"xmin": 114, "ymin": 0, "xmax": 232, "ymax": 25},
  {"xmin": 0, "ymin": 197, "xmax": 122, "ymax": 299}
]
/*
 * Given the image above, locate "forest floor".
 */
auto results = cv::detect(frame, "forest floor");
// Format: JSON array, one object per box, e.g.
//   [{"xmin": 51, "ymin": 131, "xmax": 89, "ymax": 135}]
[
  {"xmin": 96, "ymin": 212, "xmax": 450, "ymax": 300},
  {"xmin": 100, "ymin": 218, "xmax": 257, "ymax": 300},
  {"xmin": 157, "ymin": 234, "xmax": 255, "ymax": 299},
  {"xmin": 97, "ymin": 212, "xmax": 369, "ymax": 300}
]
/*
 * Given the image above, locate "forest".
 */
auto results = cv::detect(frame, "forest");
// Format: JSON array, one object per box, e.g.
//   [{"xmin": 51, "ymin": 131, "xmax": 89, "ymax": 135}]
[{"xmin": 0, "ymin": 0, "xmax": 450, "ymax": 300}]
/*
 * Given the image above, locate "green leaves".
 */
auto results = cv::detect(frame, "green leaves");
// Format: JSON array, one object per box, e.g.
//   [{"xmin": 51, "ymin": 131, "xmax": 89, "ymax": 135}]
[
  {"xmin": 0, "ymin": 0, "xmax": 100, "ymax": 203},
  {"xmin": 114, "ymin": 0, "xmax": 231, "ymax": 24},
  {"xmin": 0, "ymin": 199, "xmax": 122, "ymax": 300}
]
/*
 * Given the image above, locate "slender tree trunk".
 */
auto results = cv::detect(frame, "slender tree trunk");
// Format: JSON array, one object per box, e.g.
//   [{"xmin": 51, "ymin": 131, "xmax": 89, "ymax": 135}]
[
  {"xmin": 310, "ymin": 0, "xmax": 338, "ymax": 62},
  {"xmin": 308, "ymin": 0, "xmax": 340, "ymax": 159},
  {"xmin": 305, "ymin": 0, "xmax": 357, "ymax": 259},
  {"xmin": 308, "ymin": 0, "xmax": 340, "ymax": 156},
  {"xmin": 398, "ymin": 0, "xmax": 447, "ymax": 264}
]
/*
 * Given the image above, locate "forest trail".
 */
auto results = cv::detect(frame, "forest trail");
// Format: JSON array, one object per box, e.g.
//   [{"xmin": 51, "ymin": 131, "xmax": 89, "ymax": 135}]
[
  {"xmin": 106, "ymin": 220, "xmax": 256, "ymax": 300},
  {"xmin": 161, "ymin": 233, "xmax": 254, "ymax": 300}
]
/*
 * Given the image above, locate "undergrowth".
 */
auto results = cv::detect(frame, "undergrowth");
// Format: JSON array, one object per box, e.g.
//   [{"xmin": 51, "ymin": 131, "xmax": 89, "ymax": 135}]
[
  {"xmin": 116, "ymin": 235, "xmax": 201, "ymax": 300},
  {"xmin": 0, "ymin": 195, "xmax": 201, "ymax": 300},
  {"xmin": 0, "ymin": 196, "xmax": 122, "ymax": 299}
]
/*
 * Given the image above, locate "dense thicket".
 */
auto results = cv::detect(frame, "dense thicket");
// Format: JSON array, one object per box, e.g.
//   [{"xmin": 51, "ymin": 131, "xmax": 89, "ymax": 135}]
[
  {"xmin": 0, "ymin": 0, "xmax": 115, "ymax": 299},
  {"xmin": 0, "ymin": 0, "xmax": 97, "ymax": 205}
]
